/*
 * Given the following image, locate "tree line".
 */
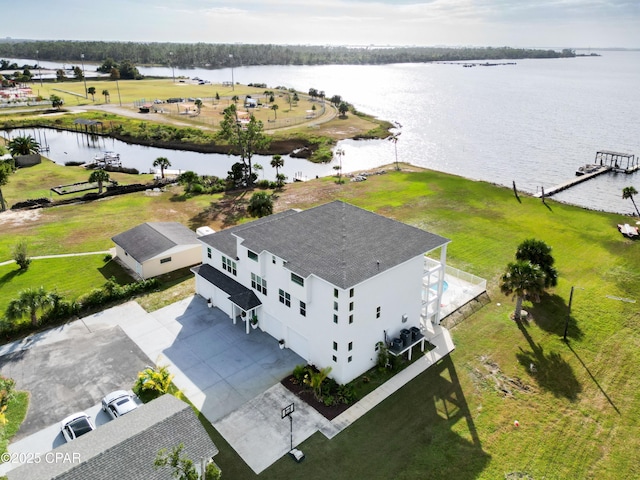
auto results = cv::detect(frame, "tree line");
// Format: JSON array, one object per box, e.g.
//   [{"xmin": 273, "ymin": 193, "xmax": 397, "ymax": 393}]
[{"xmin": 0, "ymin": 40, "xmax": 576, "ymax": 69}]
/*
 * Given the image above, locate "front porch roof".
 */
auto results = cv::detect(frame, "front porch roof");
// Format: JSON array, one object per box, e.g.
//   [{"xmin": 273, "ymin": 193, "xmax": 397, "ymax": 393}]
[{"xmin": 193, "ymin": 264, "xmax": 262, "ymax": 311}]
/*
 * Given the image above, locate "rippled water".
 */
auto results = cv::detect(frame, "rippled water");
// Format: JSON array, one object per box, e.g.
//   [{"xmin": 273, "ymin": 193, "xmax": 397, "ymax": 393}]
[{"xmin": 5, "ymin": 51, "xmax": 640, "ymax": 213}]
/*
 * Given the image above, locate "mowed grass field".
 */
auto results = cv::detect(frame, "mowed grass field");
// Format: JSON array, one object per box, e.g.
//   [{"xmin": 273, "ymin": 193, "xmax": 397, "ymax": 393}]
[{"xmin": 1, "ymin": 161, "xmax": 640, "ymax": 478}]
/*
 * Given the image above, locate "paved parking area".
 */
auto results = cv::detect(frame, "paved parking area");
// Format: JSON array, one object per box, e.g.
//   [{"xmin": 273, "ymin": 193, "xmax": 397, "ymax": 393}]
[{"xmin": 0, "ymin": 324, "xmax": 150, "ymax": 440}]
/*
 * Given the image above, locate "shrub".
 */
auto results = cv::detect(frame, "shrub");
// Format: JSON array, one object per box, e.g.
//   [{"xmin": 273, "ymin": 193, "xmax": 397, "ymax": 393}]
[
  {"xmin": 256, "ymin": 179, "xmax": 271, "ymax": 189},
  {"xmin": 11, "ymin": 240, "xmax": 30, "ymax": 271},
  {"xmin": 292, "ymin": 364, "xmax": 307, "ymax": 384},
  {"xmin": 133, "ymin": 365, "xmax": 174, "ymax": 402},
  {"xmin": 103, "ymin": 253, "xmax": 113, "ymax": 262}
]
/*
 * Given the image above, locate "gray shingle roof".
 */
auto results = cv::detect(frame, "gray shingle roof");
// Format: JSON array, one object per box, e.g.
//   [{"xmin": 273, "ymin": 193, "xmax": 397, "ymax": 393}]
[
  {"xmin": 111, "ymin": 222, "xmax": 199, "ymax": 263},
  {"xmin": 201, "ymin": 201, "xmax": 450, "ymax": 289},
  {"xmin": 9, "ymin": 394, "xmax": 218, "ymax": 480},
  {"xmin": 192, "ymin": 264, "xmax": 262, "ymax": 310}
]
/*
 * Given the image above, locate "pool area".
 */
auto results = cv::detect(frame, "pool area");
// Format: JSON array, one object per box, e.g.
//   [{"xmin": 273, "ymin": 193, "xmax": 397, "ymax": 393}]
[{"xmin": 439, "ymin": 269, "xmax": 486, "ymax": 319}]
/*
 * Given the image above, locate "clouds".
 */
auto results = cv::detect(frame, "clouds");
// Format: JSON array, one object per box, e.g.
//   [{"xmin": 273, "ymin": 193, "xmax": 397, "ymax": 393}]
[{"xmin": 3, "ymin": 0, "xmax": 640, "ymax": 47}]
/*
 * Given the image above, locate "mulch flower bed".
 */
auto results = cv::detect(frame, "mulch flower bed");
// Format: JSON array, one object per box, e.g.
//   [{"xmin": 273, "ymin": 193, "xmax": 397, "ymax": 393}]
[{"xmin": 281, "ymin": 374, "xmax": 352, "ymax": 421}]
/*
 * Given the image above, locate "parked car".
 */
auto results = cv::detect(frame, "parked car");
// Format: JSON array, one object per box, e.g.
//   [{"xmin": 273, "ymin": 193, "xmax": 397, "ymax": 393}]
[
  {"xmin": 60, "ymin": 412, "xmax": 95, "ymax": 442},
  {"xmin": 102, "ymin": 390, "xmax": 139, "ymax": 419}
]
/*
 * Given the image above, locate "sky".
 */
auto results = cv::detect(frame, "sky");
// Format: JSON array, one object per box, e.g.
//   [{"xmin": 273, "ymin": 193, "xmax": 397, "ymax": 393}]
[{"xmin": 4, "ymin": 0, "xmax": 640, "ymax": 48}]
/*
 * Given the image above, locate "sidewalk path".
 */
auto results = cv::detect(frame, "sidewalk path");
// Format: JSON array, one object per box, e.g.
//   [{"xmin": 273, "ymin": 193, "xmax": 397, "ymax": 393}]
[{"xmin": 0, "ymin": 250, "xmax": 112, "ymax": 267}]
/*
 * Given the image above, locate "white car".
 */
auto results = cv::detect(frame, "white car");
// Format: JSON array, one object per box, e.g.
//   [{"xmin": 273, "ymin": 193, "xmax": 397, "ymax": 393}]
[
  {"xmin": 101, "ymin": 390, "xmax": 138, "ymax": 419},
  {"xmin": 60, "ymin": 412, "xmax": 95, "ymax": 442}
]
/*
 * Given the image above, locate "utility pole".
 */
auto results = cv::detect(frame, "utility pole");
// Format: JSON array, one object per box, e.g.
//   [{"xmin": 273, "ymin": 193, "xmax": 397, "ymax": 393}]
[
  {"xmin": 81, "ymin": 53, "xmax": 88, "ymax": 98},
  {"xmin": 229, "ymin": 54, "xmax": 234, "ymax": 91}
]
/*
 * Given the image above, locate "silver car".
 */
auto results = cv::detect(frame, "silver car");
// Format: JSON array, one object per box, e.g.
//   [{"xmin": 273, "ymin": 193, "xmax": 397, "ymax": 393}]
[
  {"xmin": 60, "ymin": 412, "xmax": 95, "ymax": 442},
  {"xmin": 101, "ymin": 390, "xmax": 138, "ymax": 419}
]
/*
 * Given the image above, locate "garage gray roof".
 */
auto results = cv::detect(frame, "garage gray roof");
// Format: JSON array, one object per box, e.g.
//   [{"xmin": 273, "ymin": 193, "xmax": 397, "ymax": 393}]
[
  {"xmin": 200, "ymin": 201, "xmax": 450, "ymax": 289},
  {"xmin": 192, "ymin": 264, "xmax": 262, "ymax": 310},
  {"xmin": 9, "ymin": 394, "xmax": 218, "ymax": 480},
  {"xmin": 112, "ymin": 222, "xmax": 199, "ymax": 263}
]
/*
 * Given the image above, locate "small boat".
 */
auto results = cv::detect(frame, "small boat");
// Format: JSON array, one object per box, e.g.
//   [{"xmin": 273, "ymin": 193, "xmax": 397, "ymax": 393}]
[
  {"xmin": 575, "ymin": 164, "xmax": 600, "ymax": 176},
  {"xmin": 93, "ymin": 151, "xmax": 121, "ymax": 166},
  {"xmin": 617, "ymin": 224, "xmax": 639, "ymax": 238}
]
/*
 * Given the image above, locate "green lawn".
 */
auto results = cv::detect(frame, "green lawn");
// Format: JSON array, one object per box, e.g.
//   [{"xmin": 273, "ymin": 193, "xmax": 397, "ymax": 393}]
[
  {"xmin": 0, "ymin": 391, "xmax": 29, "ymax": 456},
  {"xmin": 1, "ymin": 162, "xmax": 640, "ymax": 478},
  {"xmin": 0, "ymin": 256, "xmax": 129, "ymax": 316}
]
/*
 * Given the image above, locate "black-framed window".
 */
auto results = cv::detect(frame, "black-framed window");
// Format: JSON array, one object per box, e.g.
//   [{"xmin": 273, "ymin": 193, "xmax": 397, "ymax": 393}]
[
  {"xmin": 251, "ymin": 273, "xmax": 267, "ymax": 295},
  {"xmin": 300, "ymin": 301, "xmax": 306, "ymax": 317},
  {"xmin": 248, "ymin": 250, "xmax": 258, "ymax": 261},
  {"xmin": 160, "ymin": 257, "xmax": 172, "ymax": 264},
  {"xmin": 279, "ymin": 289, "xmax": 291, "ymax": 307},
  {"xmin": 222, "ymin": 256, "xmax": 237, "ymax": 275},
  {"xmin": 376, "ymin": 306, "xmax": 381, "ymax": 318}
]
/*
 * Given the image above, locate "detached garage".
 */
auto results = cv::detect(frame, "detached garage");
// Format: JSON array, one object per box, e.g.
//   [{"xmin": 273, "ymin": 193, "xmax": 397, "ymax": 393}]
[{"xmin": 112, "ymin": 222, "xmax": 201, "ymax": 280}]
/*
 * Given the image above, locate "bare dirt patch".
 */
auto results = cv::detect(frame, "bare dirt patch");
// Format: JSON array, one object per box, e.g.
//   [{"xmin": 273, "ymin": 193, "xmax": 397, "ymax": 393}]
[
  {"xmin": 0, "ymin": 209, "xmax": 42, "ymax": 227},
  {"xmin": 471, "ymin": 355, "xmax": 535, "ymax": 397}
]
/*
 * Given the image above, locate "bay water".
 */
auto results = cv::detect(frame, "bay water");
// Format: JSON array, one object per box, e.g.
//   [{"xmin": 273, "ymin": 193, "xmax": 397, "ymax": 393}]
[{"xmin": 5, "ymin": 51, "xmax": 639, "ymax": 213}]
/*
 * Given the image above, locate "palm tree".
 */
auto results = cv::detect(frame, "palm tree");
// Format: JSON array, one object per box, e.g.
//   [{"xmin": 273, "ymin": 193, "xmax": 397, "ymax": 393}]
[
  {"xmin": 194, "ymin": 98, "xmax": 203, "ymax": 114},
  {"xmin": 622, "ymin": 186, "xmax": 640, "ymax": 217},
  {"xmin": 231, "ymin": 95, "xmax": 239, "ymax": 104},
  {"xmin": 102, "ymin": 89, "xmax": 110, "ymax": 103},
  {"xmin": 271, "ymin": 104, "xmax": 279, "ymax": 120},
  {"xmin": 303, "ymin": 366, "xmax": 332, "ymax": 401},
  {"xmin": 270, "ymin": 154, "xmax": 284, "ymax": 176},
  {"xmin": 87, "ymin": 86, "xmax": 96, "ymax": 101},
  {"xmin": 247, "ymin": 192, "xmax": 273, "ymax": 218},
  {"xmin": 152, "ymin": 157, "xmax": 171, "ymax": 179},
  {"xmin": 6, "ymin": 286, "xmax": 56, "ymax": 327},
  {"xmin": 515, "ymin": 238, "xmax": 558, "ymax": 288},
  {"xmin": 8, "ymin": 135, "xmax": 40, "ymax": 156},
  {"xmin": 89, "ymin": 169, "xmax": 110, "ymax": 194},
  {"xmin": 389, "ymin": 132, "xmax": 401, "ymax": 171},
  {"xmin": 500, "ymin": 261, "xmax": 546, "ymax": 320}
]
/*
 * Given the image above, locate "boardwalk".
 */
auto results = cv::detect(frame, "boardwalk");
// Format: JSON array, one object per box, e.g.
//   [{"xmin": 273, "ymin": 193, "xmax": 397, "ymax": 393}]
[{"xmin": 534, "ymin": 165, "xmax": 610, "ymax": 198}]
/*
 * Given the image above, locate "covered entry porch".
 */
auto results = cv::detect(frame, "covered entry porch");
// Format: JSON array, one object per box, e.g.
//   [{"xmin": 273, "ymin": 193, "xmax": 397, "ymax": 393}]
[{"xmin": 192, "ymin": 264, "xmax": 262, "ymax": 334}]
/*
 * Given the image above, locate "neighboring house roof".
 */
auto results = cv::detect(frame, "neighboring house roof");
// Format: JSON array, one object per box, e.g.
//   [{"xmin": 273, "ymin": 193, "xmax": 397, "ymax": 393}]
[
  {"xmin": 192, "ymin": 264, "xmax": 262, "ymax": 310},
  {"xmin": 9, "ymin": 394, "xmax": 218, "ymax": 480},
  {"xmin": 200, "ymin": 200, "xmax": 450, "ymax": 289},
  {"xmin": 112, "ymin": 222, "xmax": 199, "ymax": 263}
]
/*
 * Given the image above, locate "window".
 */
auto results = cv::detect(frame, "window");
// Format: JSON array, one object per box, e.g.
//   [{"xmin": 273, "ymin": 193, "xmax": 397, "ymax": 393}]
[
  {"xmin": 247, "ymin": 250, "xmax": 258, "ymax": 261},
  {"xmin": 300, "ymin": 301, "xmax": 306, "ymax": 317},
  {"xmin": 334, "ymin": 288, "xmax": 339, "ymax": 298},
  {"xmin": 333, "ymin": 314, "xmax": 338, "ymax": 324},
  {"xmin": 348, "ymin": 342, "xmax": 353, "ymax": 351},
  {"xmin": 333, "ymin": 341, "xmax": 338, "ymax": 351},
  {"xmin": 251, "ymin": 273, "xmax": 267, "ymax": 295},
  {"xmin": 279, "ymin": 289, "xmax": 291, "ymax": 307},
  {"xmin": 349, "ymin": 288, "xmax": 354, "ymax": 297},
  {"xmin": 376, "ymin": 306, "xmax": 381, "ymax": 318},
  {"xmin": 349, "ymin": 314, "xmax": 353, "ymax": 324},
  {"xmin": 160, "ymin": 257, "xmax": 172, "ymax": 264},
  {"xmin": 348, "ymin": 356, "xmax": 352, "ymax": 363},
  {"xmin": 333, "ymin": 301, "xmax": 338, "ymax": 311},
  {"xmin": 349, "ymin": 301, "xmax": 354, "ymax": 312},
  {"xmin": 207, "ymin": 247, "xmax": 212, "ymax": 259},
  {"xmin": 291, "ymin": 273, "xmax": 304, "ymax": 287},
  {"xmin": 272, "ymin": 255, "xmax": 276, "ymax": 264},
  {"xmin": 333, "ymin": 355, "xmax": 337, "ymax": 362},
  {"xmin": 222, "ymin": 256, "xmax": 237, "ymax": 276}
]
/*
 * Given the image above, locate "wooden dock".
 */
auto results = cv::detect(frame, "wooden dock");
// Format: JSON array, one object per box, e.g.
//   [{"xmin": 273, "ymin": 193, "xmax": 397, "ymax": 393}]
[{"xmin": 534, "ymin": 165, "xmax": 611, "ymax": 198}]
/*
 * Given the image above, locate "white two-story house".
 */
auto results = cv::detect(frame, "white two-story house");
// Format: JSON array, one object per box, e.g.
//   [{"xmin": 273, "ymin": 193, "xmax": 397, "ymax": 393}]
[{"xmin": 192, "ymin": 200, "xmax": 450, "ymax": 384}]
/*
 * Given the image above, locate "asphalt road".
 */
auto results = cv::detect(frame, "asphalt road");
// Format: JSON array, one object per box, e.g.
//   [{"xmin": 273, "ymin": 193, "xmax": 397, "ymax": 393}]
[{"xmin": 0, "ymin": 325, "xmax": 151, "ymax": 440}]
